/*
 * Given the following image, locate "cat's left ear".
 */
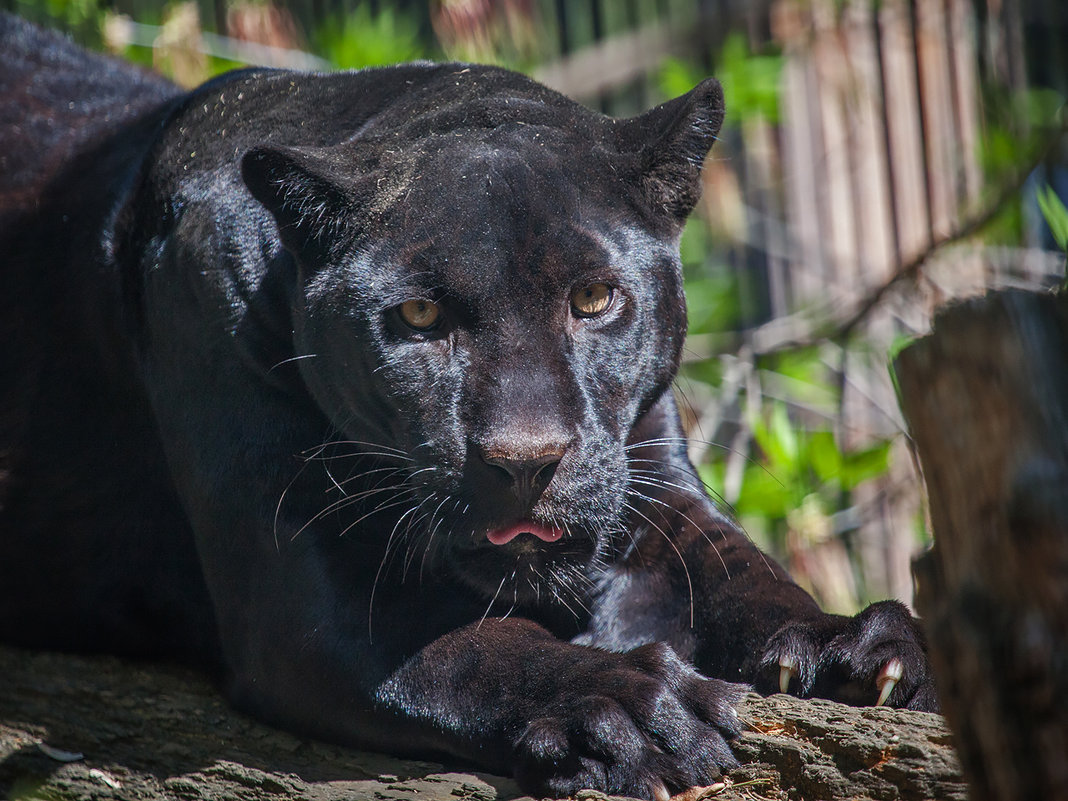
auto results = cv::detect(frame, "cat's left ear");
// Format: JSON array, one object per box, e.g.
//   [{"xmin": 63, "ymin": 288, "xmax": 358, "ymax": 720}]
[
  {"xmin": 620, "ymin": 78, "xmax": 724, "ymax": 227},
  {"xmin": 242, "ymin": 145, "xmax": 354, "ymax": 265}
]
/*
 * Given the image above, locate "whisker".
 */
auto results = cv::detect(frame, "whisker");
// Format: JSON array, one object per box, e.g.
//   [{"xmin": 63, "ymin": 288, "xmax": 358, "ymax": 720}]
[
  {"xmin": 290, "ymin": 483, "xmax": 414, "ymax": 541},
  {"xmin": 626, "ymin": 469, "xmax": 709, "ymax": 503},
  {"xmin": 626, "ymin": 462, "xmax": 738, "ymax": 514},
  {"xmin": 477, "ymin": 571, "xmax": 511, "ymax": 629},
  {"xmin": 301, "ymin": 439, "xmax": 412, "ymax": 461},
  {"xmin": 404, "ymin": 465, "xmax": 441, "ymax": 484},
  {"xmin": 268, "ymin": 353, "xmax": 318, "ymax": 372},
  {"xmin": 625, "ymin": 484, "xmax": 731, "ymax": 581},
  {"xmin": 623, "ymin": 436, "xmax": 692, "ymax": 451},
  {"xmin": 621, "ymin": 501, "xmax": 695, "ymax": 629},
  {"xmin": 626, "ymin": 435, "xmax": 784, "ymax": 487},
  {"xmin": 337, "ymin": 495, "xmax": 420, "ymax": 539},
  {"xmin": 368, "ymin": 499, "xmax": 427, "ymax": 641},
  {"xmin": 332, "ymin": 465, "xmax": 410, "ymax": 490},
  {"xmin": 401, "ymin": 493, "xmax": 441, "ymax": 579},
  {"xmin": 551, "ymin": 569, "xmax": 592, "ymax": 617},
  {"xmin": 274, "ymin": 451, "xmax": 314, "ymax": 551},
  {"xmin": 534, "ymin": 564, "xmax": 584, "ymax": 620},
  {"xmin": 625, "ymin": 465, "xmax": 777, "ymax": 580},
  {"xmin": 418, "ymin": 494, "xmax": 455, "ymax": 581}
]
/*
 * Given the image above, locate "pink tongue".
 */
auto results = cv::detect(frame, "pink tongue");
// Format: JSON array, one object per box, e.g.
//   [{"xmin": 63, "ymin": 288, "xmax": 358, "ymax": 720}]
[{"xmin": 487, "ymin": 522, "xmax": 564, "ymax": 546}]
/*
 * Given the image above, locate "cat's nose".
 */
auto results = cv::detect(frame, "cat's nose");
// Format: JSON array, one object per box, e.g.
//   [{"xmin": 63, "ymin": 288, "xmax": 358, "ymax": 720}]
[{"xmin": 478, "ymin": 445, "xmax": 566, "ymax": 504}]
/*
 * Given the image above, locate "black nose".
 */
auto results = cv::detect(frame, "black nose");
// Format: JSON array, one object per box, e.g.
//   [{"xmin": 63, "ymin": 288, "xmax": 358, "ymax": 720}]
[{"xmin": 479, "ymin": 446, "xmax": 566, "ymax": 505}]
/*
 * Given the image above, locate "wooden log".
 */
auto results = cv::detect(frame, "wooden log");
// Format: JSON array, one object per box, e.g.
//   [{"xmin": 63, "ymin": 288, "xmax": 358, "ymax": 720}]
[
  {"xmin": 896, "ymin": 288, "xmax": 1068, "ymax": 801},
  {"xmin": 0, "ymin": 644, "xmax": 963, "ymax": 801}
]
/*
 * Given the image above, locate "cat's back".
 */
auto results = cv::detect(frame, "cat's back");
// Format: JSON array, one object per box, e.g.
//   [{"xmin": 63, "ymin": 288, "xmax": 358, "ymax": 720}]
[{"xmin": 0, "ymin": 13, "xmax": 180, "ymax": 215}]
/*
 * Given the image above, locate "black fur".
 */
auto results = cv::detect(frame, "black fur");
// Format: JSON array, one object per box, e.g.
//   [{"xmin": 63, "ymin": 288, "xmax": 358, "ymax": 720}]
[{"xmin": 0, "ymin": 14, "xmax": 936, "ymax": 799}]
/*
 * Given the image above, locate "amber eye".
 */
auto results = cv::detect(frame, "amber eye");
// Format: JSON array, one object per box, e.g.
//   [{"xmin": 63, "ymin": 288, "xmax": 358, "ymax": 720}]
[
  {"xmin": 570, "ymin": 283, "xmax": 614, "ymax": 318},
  {"xmin": 398, "ymin": 299, "xmax": 441, "ymax": 331}
]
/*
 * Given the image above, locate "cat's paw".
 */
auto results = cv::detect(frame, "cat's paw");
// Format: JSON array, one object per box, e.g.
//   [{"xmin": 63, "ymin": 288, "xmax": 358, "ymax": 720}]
[
  {"xmin": 513, "ymin": 642, "xmax": 746, "ymax": 800},
  {"xmin": 757, "ymin": 601, "xmax": 938, "ymax": 712}
]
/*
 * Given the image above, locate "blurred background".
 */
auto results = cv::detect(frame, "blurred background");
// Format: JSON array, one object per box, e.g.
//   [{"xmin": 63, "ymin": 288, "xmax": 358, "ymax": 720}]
[{"xmin": 6, "ymin": 0, "xmax": 1066, "ymax": 614}]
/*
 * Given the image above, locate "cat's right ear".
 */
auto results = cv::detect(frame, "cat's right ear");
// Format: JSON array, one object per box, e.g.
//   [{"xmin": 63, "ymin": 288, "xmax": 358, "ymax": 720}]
[
  {"xmin": 619, "ymin": 78, "xmax": 725, "ymax": 229},
  {"xmin": 242, "ymin": 145, "xmax": 353, "ymax": 265}
]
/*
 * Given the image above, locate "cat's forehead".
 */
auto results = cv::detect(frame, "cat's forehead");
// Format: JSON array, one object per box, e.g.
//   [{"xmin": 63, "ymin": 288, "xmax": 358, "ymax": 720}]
[
  {"xmin": 376, "ymin": 210, "xmax": 623, "ymax": 308},
  {"xmin": 366, "ymin": 133, "xmax": 638, "ymax": 296},
  {"xmin": 371, "ymin": 123, "xmax": 623, "ymax": 217},
  {"xmin": 427, "ymin": 128, "xmax": 634, "ymax": 219}
]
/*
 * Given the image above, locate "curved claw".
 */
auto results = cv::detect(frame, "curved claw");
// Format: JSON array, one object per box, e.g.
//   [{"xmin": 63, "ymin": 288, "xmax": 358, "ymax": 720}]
[
  {"xmin": 876, "ymin": 658, "xmax": 904, "ymax": 706},
  {"xmin": 652, "ymin": 780, "xmax": 671, "ymax": 801},
  {"xmin": 778, "ymin": 655, "xmax": 798, "ymax": 694}
]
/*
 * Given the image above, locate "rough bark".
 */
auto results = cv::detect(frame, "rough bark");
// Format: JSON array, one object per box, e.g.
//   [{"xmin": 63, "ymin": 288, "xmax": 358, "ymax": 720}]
[
  {"xmin": 896, "ymin": 288, "xmax": 1068, "ymax": 801},
  {"xmin": 0, "ymin": 645, "xmax": 961, "ymax": 801}
]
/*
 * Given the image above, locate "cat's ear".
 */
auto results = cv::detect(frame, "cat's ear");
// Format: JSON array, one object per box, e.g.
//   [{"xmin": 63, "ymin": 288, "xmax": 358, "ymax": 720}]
[
  {"xmin": 242, "ymin": 145, "xmax": 353, "ymax": 264},
  {"xmin": 621, "ymin": 78, "xmax": 724, "ymax": 226}
]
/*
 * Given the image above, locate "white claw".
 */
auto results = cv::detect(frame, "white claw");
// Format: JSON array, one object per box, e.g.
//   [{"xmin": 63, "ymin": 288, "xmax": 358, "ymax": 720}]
[
  {"xmin": 652, "ymin": 780, "xmax": 671, "ymax": 801},
  {"xmin": 876, "ymin": 658, "xmax": 904, "ymax": 706},
  {"xmin": 778, "ymin": 655, "xmax": 798, "ymax": 694}
]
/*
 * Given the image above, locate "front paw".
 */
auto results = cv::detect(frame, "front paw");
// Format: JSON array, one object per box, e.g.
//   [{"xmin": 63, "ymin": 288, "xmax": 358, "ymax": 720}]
[
  {"xmin": 513, "ymin": 643, "xmax": 746, "ymax": 800},
  {"xmin": 758, "ymin": 601, "xmax": 938, "ymax": 712}
]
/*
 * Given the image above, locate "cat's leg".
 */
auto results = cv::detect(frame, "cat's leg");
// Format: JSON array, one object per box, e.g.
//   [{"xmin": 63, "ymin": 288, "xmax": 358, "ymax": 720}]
[
  {"xmin": 378, "ymin": 617, "xmax": 745, "ymax": 800},
  {"xmin": 584, "ymin": 392, "xmax": 938, "ymax": 712}
]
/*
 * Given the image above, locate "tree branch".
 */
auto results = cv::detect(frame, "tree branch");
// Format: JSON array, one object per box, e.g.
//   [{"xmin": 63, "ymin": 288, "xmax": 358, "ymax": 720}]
[{"xmin": 746, "ymin": 119, "xmax": 1068, "ymax": 358}]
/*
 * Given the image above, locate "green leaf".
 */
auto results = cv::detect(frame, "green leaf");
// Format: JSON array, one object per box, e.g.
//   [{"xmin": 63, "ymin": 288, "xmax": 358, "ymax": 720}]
[
  {"xmin": 807, "ymin": 430, "xmax": 842, "ymax": 484},
  {"xmin": 315, "ymin": 6, "xmax": 425, "ymax": 69},
  {"xmin": 748, "ymin": 408, "xmax": 783, "ymax": 472},
  {"xmin": 734, "ymin": 463, "xmax": 791, "ymax": 520},
  {"xmin": 684, "ymin": 270, "xmax": 740, "ymax": 334},
  {"xmin": 768, "ymin": 402, "xmax": 799, "ymax": 469},
  {"xmin": 762, "ymin": 346, "xmax": 825, "ymax": 386},
  {"xmin": 679, "ymin": 356, "xmax": 725, "ymax": 388},
  {"xmin": 659, "ymin": 58, "xmax": 703, "ymax": 102},
  {"xmin": 659, "ymin": 35, "xmax": 783, "ymax": 128},
  {"xmin": 679, "ymin": 217, "xmax": 711, "ymax": 265},
  {"xmin": 839, "ymin": 442, "xmax": 892, "ymax": 489},
  {"xmin": 716, "ymin": 34, "xmax": 783, "ymax": 124},
  {"xmin": 886, "ymin": 333, "xmax": 917, "ymax": 363},
  {"xmin": 1037, "ymin": 183, "xmax": 1068, "ymax": 252}
]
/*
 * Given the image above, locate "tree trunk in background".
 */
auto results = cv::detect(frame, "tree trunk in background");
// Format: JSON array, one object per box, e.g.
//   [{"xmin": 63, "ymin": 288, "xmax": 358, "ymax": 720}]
[{"xmin": 896, "ymin": 288, "xmax": 1068, "ymax": 801}]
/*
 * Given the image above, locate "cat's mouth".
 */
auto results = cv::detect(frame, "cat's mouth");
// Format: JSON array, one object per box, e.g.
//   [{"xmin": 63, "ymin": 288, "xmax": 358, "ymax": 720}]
[
  {"xmin": 451, "ymin": 517, "xmax": 597, "ymax": 605},
  {"xmin": 486, "ymin": 520, "xmax": 564, "ymax": 546}
]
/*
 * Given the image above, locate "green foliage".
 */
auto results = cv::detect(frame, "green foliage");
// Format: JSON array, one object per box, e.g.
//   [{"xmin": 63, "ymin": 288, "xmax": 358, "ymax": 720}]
[
  {"xmin": 750, "ymin": 395, "xmax": 889, "ymax": 500},
  {"xmin": 715, "ymin": 34, "xmax": 784, "ymax": 125},
  {"xmin": 12, "ymin": 0, "xmax": 433, "ymax": 76},
  {"xmin": 699, "ymin": 399, "xmax": 890, "ymax": 549},
  {"xmin": 661, "ymin": 34, "xmax": 783, "ymax": 126},
  {"xmin": 314, "ymin": 5, "xmax": 428, "ymax": 70},
  {"xmin": 980, "ymin": 87, "xmax": 1064, "ymax": 173},
  {"xmin": 662, "ymin": 32, "xmax": 894, "ymax": 579},
  {"xmin": 1036, "ymin": 183, "xmax": 1068, "ymax": 253},
  {"xmin": 687, "ymin": 330, "xmax": 895, "ymax": 567},
  {"xmin": 12, "ymin": 0, "xmax": 105, "ymax": 45},
  {"xmin": 14, "ymin": 0, "xmax": 98, "ymax": 27},
  {"xmin": 977, "ymin": 86, "xmax": 1066, "ymax": 245},
  {"xmin": 679, "ymin": 224, "xmax": 740, "ymax": 335}
]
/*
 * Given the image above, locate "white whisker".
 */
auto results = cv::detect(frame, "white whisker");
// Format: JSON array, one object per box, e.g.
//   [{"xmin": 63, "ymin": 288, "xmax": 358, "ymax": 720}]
[
  {"xmin": 621, "ymin": 501, "xmax": 695, "ymax": 628},
  {"xmin": 268, "ymin": 353, "xmax": 318, "ymax": 372}
]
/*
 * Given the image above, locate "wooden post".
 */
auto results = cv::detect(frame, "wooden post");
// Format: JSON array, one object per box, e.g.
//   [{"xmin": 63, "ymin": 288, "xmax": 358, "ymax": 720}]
[{"xmin": 895, "ymin": 289, "xmax": 1068, "ymax": 801}]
